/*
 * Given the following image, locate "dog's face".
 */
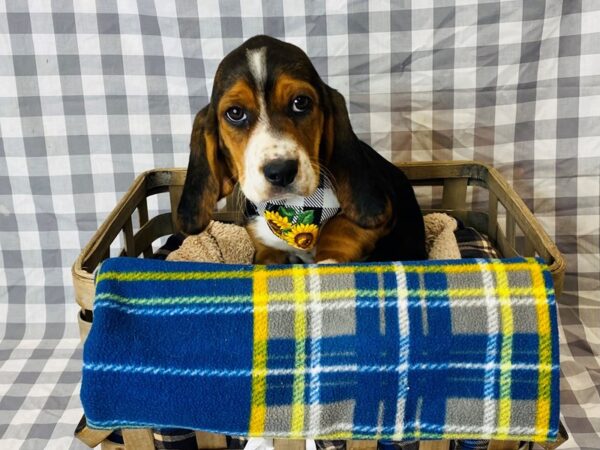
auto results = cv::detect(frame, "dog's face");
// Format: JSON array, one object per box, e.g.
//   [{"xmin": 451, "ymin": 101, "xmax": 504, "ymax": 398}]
[
  {"xmin": 212, "ymin": 38, "xmax": 326, "ymax": 203},
  {"xmin": 177, "ymin": 35, "xmax": 393, "ymax": 236},
  {"xmin": 214, "ymin": 45, "xmax": 324, "ymax": 203}
]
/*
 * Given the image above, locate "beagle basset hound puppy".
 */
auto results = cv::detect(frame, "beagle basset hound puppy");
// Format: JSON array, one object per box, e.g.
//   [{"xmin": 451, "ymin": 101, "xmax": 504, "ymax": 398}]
[{"xmin": 177, "ymin": 35, "xmax": 426, "ymax": 264}]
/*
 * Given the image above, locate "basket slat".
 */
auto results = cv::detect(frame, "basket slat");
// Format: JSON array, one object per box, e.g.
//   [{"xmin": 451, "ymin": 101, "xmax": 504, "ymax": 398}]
[
  {"xmin": 122, "ymin": 428, "xmax": 154, "ymax": 450},
  {"xmin": 169, "ymin": 184, "xmax": 184, "ymax": 231},
  {"xmin": 488, "ymin": 441, "xmax": 520, "ymax": 450},
  {"xmin": 524, "ymin": 238, "xmax": 536, "ymax": 257},
  {"xmin": 488, "ymin": 191, "xmax": 498, "ymax": 242},
  {"xmin": 74, "ymin": 415, "xmax": 112, "ymax": 448},
  {"xmin": 132, "ymin": 213, "xmax": 173, "ymax": 258},
  {"xmin": 419, "ymin": 441, "xmax": 450, "ymax": 450},
  {"xmin": 138, "ymin": 198, "xmax": 153, "ymax": 258},
  {"xmin": 496, "ymin": 228, "xmax": 519, "ymax": 258},
  {"xmin": 101, "ymin": 441, "xmax": 125, "ymax": 450},
  {"xmin": 123, "ymin": 217, "xmax": 135, "ymax": 257},
  {"xmin": 347, "ymin": 440, "xmax": 378, "ymax": 450},
  {"xmin": 196, "ymin": 431, "xmax": 228, "ymax": 449},
  {"xmin": 274, "ymin": 439, "xmax": 305, "ymax": 450},
  {"xmin": 84, "ymin": 176, "xmax": 148, "ymax": 270},
  {"xmin": 442, "ymin": 178, "xmax": 468, "ymax": 210},
  {"xmin": 506, "ymin": 215, "xmax": 516, "ymax": 249}
]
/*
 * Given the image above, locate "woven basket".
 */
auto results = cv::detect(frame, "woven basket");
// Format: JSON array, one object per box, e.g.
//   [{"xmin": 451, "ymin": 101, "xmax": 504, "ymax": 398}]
[{"xmin": 72, "ymin": 161, "xmax": 567, "ymax": 450}]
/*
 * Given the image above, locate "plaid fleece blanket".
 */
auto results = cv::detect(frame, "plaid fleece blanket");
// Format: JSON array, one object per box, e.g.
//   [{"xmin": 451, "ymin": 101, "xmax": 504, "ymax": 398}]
[{"xmin": 81, "ymin": 257, "xmax": 559, "ymax": 442}]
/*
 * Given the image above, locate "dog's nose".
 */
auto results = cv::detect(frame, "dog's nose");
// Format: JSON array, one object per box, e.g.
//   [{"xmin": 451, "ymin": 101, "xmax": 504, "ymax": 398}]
[{"xmin": 263, "ymin": 159, "xmax": 298, "ymax": 187}]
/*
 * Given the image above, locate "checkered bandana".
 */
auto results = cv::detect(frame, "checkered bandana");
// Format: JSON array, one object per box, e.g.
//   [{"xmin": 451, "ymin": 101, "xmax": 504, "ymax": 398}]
[{"xmin": 247, "ymin": 176, "xmax": 341, "ymax": 250}]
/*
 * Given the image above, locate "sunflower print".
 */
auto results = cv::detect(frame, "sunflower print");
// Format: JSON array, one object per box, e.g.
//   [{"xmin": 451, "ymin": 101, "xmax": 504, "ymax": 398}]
[
  {"xmin": 264, "ymin": 210, "xmax": 292, "ymax": 237},
  {"xmin": 284, "ymin": 223, "xmax": 319, "ymax": 250}
]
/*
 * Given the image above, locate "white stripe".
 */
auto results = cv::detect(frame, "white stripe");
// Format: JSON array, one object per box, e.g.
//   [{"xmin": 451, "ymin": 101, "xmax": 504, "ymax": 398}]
[
  {"xmin": 378, "ymin": 271, "xmax": 386, "ymax": 335},
  {"xmin": 94, "ymin": 296, "xmax": 546, "ymax": 319},
  {"xmin": 247, "ymin": 47, "xmax": 267, "ymax": 92},
  {"xmin": 84, "ymin": 361, "xmax": 556, "ymax": 377},
  {"xmin": 259, "ymin": 296, "xmax": 542, "ymax": 313},
  {"xmin": 478, "ymin": 259, "xmax": 500, "ymax": 434},
  {"xmin": 393, "ymin": 262, "xmax": 410, "ymax": 438},
  {"xmin": 95, "ymin": 294, "xmax": 543, "ymax": 312},
  {"xmin": 308, "ymin": 266, "xmax": 323, "ymax": 435},
  {"xmin": 246, "ymin": 47, "xmax": 269, "ymax": 129},
  {"xmin": 419, "ymin": 271, "xmax": 428, "ymax": 335},
  {"xmin": 415, "ymin": 397, "xmax": 423, "ymax": 436},
  {"xmin": 376, "ymin": 400, "xmax": 385, "ymax": 437}
]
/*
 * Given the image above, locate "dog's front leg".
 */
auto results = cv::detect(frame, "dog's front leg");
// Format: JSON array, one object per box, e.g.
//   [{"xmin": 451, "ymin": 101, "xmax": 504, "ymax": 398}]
[
  {"xmin": 252, "ymin": 241, "xmax": 289, "ymax": 264},
  {"xmin": 315, "ymin": 214, "xmax": 380, "ymax": 264}
]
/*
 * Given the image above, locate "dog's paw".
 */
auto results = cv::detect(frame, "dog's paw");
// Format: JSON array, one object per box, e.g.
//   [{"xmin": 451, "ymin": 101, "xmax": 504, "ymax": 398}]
[{"xmin": 317, "ymin": 258, "xmax": 339, "ymax": 264}]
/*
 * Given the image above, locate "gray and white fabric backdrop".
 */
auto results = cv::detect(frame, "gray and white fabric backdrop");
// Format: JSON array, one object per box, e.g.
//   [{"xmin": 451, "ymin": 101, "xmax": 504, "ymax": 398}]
[{"xmin": 0, "ymin": 1, "xmax": 599, "ymax": 449}]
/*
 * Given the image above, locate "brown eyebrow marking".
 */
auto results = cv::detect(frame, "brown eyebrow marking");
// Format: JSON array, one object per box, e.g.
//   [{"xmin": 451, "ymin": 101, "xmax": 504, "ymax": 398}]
[
  {"xmin": 272, "ymin": 74, "xmax": 319, "ymax": 110},
  {"xmin": 217, "ymin": 79, "xmax": 257, "ymax": 117}
]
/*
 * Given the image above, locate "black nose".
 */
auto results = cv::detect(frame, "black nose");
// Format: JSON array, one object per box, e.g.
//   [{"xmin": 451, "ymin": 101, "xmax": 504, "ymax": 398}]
[{"xmin": 263, "ymin": 159, "xmax": 298, "ymax": 187}]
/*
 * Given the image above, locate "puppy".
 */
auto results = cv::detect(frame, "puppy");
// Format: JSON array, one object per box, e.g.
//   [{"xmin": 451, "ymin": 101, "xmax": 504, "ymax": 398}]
[{"xmin": 177, "ymin": 35, "xmax": 426, "ymax": 264}]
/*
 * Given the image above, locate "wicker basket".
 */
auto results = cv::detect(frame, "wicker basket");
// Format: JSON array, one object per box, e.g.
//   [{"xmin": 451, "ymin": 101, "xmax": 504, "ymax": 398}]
[{"xmin": 72, "ymin": 161, "xmax": 566, "ymax": 450}]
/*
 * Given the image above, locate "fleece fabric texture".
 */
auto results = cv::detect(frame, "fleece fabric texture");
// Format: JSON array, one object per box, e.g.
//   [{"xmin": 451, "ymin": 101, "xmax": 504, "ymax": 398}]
[{"xmin": 81, "ymin": 257, "xmax": 559, "ymax": 442}]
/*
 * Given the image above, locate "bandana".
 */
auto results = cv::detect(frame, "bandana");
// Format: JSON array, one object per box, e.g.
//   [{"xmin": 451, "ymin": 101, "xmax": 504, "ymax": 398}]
[{"xmin": 247, "ymin": 177, "xmax": 341, "ymax": 250}]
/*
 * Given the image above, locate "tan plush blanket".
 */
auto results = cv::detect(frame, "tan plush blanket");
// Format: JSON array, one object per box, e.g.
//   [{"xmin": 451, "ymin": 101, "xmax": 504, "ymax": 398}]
[{"xmin": 167, "ymin": 213, "xmax": 460, "ymax": 264}]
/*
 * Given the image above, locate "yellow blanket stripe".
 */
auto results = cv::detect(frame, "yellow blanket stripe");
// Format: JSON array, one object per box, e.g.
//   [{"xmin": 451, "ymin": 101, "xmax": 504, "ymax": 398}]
[
  {"xmin": 531, "ymin": 264, "xmax": 552, "ymax": 441},
  {"xmin": 94, "ymin": 286, "xmax": 553, "ymax": 306},
  {"xmin": 291, "ymin": 266, "xmax": 308, "ymax": 436},
  {"xmin": 96, "ymin": 270, "xmax": 254, "ymax": 282},
  {"xmin": 96, "ymin": 260, "xmax": 540, "ymax": 283},
  {"xmin": 249, "ymin": 268, "xmax": 269, "ymax": 435},
  {"xmin": 493, "ymin": 260, "xmax": 513, "ymax": 438},
  {"xmin": 95, "ymin": 292, "xmax": 253, "ymax": 305}
]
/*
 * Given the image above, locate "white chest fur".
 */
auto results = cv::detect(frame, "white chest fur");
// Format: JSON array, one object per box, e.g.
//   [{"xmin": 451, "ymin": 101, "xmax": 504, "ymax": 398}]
[{"xmin": 247, "ymin": 216, "xmax": 316, "ymax": 264}]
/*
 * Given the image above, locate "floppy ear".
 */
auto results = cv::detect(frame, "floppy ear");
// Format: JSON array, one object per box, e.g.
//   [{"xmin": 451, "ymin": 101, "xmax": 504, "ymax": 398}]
[
  {"xmin": 177, "ymin": 105, "xmax": 235, "ymax": 235},
  {"xmin": 321, "ymin": 87, "xmax": 392, "ymax": 229}
]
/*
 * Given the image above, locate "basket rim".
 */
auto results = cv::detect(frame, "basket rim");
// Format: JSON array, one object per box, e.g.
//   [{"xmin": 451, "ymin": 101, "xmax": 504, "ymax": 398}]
[{"xmin": 72, "ymin": 160, "xmax": 565, "ymax": 292}]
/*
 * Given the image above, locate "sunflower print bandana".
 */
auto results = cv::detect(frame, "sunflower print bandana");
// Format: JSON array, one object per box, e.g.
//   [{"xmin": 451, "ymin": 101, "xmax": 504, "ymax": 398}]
[{"xmin": 247, "ymin": 176, "xmax": 341, "ymax": 250}]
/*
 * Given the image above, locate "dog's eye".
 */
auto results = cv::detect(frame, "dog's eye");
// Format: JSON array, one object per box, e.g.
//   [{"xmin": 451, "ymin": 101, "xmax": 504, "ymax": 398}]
[
  {"xmin": 291, "ymin": 96, "xmax": 312, "ymax": 114},
  {"xmin": 225, "ymin": 106, "xmax": 247, "ymax": 125}
]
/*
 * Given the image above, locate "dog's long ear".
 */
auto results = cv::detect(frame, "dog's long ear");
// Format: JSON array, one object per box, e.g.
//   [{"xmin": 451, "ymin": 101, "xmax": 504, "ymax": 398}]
[
  {"xmin": 321, "ymin": 87, "xmax": 392, "ymax": 229},
  {"xmin": 177, "ymin": 105, "xmax": 234, "ymax": 235}
]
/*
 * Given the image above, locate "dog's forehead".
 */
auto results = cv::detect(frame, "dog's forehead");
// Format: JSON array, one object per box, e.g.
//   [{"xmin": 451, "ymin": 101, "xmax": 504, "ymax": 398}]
[{"xmin": 213, "ymin": 36, "xmax": 319, "ymax": 99}]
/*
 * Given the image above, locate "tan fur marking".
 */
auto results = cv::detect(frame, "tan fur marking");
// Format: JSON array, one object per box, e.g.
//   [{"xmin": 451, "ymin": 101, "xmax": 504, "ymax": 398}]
[
  {"xmin": 272, "ymin": 75, "xmax": 319, "ymax": 109},
  {"xmin": 204, "ymin": 130, "xmax": 235, "ymax": 199},
  {"xmin": 315, "ymin": 214, "xmax": 387, "ymax": 263},
  {"xmin": 217, "ymin": 79, "xmax": 258, "ymax": 182},
  {"xmin": 271, "ymin": 74, "xmax": 323, "ymax": 167},
  {"xmin": 217, "ymin": 79, "xmax": 257, "ymax": 117},
  {"xmin": 250, "ymin": 232, "xmax": 290, "ymax": 264}
]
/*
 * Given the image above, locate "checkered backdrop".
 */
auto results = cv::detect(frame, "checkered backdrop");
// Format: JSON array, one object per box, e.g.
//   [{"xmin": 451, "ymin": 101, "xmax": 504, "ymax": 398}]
[{"xmin": 0, "ymin": 1, "xmax": 598, "ymax": 448}]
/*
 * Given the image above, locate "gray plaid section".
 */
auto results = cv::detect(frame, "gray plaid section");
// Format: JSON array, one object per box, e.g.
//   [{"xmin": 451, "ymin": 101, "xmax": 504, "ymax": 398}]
[{"xmin": 1, "ymin": 1, "xmax": 599, "ymax": 448}]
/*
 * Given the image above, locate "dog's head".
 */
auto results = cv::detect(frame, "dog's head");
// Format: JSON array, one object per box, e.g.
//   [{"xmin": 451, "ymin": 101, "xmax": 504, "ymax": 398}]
[{"xmin": 178, "ymin": 35, "xmax": 390, "ymax": 234}]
